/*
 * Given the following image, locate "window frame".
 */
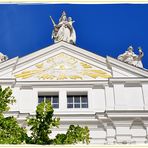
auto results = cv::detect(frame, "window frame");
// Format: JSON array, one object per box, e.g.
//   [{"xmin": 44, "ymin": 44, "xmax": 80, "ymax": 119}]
[
  {"xmin": 67, "ymin": 95, "xmax": 88, "ymax": 109},
  {"xmin": 38, "ymin": 95, "xmax": 59, "ymax": 109}
]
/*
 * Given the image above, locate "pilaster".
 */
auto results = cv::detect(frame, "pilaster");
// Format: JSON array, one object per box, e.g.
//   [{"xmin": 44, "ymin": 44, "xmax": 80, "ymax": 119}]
[{"xmin": 59, "ymin": 89, "xmax": 67, "ymax": 111}]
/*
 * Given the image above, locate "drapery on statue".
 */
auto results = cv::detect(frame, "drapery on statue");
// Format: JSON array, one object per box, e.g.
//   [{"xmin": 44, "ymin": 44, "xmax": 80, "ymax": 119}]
[
  {"xmin": 0, "ymin": 52, "xmax": 8, "ymax": 63},
  {"xmin": 50, "ymin": 11, "xmax": 76, "ymax": 45},
  {"xmin": 117, "ymin": 46, "xmax": 144, "ymax": 68}
]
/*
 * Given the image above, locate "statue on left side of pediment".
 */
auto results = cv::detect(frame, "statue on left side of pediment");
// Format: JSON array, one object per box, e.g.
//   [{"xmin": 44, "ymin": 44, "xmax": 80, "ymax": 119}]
[
  {"xmin": 50, "ymin": 11, "xmax": 76, "ymax": 45},
  {"xmin": 117, "ymin": 46, "xmax": 144, "ymax": 68},
  {"xmin": 0, "ymin": 52, "xmax": 8, "ymax": 63}
]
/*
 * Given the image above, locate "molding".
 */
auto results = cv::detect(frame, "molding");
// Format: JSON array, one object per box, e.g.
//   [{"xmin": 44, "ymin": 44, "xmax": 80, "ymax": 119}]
[
  {"xmin": 105, "ymin": 110, "xmax": 148, "ymax": 118},
  {"xmin": 4, "ymin": 111, "xmax": 30, "ymax": 119},
  {"xmin": 15, "ymin": 80, "xmax": 108, "ymax": 87},
  {"xmin": 0, "ymin": 78, "xmax": 16, "ymax": 86},
  {"xmin": 16, "ymin": 43, "xmax": 62, "ymax": 66},
  {"xmin": 14, "ymin": 41, "xmax": 107, "ymax": 71},
  {"xmin": 95, "ymin": 110, "xmax": 148, "ymax": 123},
  {"xmin": 109, "ymin": 77, "xmax": 148, "ymax": 85},
  {"xmin": 0, "ymin": 57, "xmax": 18, "ymax": 69},
  {"xmin": 54, "ymin": 111, "xmax": 96, "ymax": 116},
  {"xmin": 0, "ymin": 57, "xmax": 19, "ymax": 74},
  {"xmin": 59, "ymin": 119, "xmax": 98, "ymax": 123},
  {"xmin": 60, "ymin": 41, "xmax": 107, "ymax": 65}
]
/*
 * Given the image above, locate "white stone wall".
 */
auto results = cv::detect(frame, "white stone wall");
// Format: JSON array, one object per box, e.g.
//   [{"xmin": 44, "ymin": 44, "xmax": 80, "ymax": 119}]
[
  {"xmin": 2, "ymin": 79, "xmax": 148, "ymax": 144},
  {"xmin": 6, "ymin": 82, "xmax": 146, "ymax": 112}
]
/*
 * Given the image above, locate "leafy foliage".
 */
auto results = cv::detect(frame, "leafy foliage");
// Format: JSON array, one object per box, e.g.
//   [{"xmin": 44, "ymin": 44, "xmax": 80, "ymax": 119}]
[
  {"xmin": 0, "ymin": 86, "xmax": 90, "ymax": 145},
  {"xmin": 27, "ymin": 100, "xmax": 90, "ymax": 145},
  {"xmin": 0, "ymin": 87, "xmax": 15, "ymax": 113},
  {"xmin": 0, "ymin": 116, "xmax": 27, "ymax": 144},
  {"xmin": 27, "ymin": 101, "xmax": 60, "ymax": 144},
  {"xmin": 0, "ymin": 86, "xmax": 27, "ymax": 144},
  {"xmin": 54, "ymin": 125, "xmax": 90, "ymax": 144}
]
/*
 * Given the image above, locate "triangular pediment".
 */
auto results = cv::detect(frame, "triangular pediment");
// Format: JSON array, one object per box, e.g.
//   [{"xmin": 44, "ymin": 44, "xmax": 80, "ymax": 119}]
[
  {"xmin": 0, "ymin": 41, "xmax": 148, "ymax": 80},
  {"xmin": 14, "ymin": 52, "xmax": 112, "ymax": 80}
]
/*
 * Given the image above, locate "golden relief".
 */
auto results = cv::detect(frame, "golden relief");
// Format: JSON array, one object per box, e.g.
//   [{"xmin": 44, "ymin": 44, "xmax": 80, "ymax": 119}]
[
  {"xmin": 59, "ymin": 65, "xmax": 65, "ymax": 70},
  {"xmin": 68, "ymin": 75, "xmax": 82, "ymax": 80},
  {"xmin": 15, "ymin": 53, "xmax": 112, "ymax": 80},
  {"xmin": 35, "ymin": 63, "xmax": 44, "ymax": 68},
  {"xmin": 38, "ymin": 74, "xmax": 55, "ymax": 80},
  {"xmin": 57, "ymin": 74, "xmax": 68, "ymax": 80},
  {"xmin": 80, "ymin": 62, "xmax": 92, "ymax": 68}
]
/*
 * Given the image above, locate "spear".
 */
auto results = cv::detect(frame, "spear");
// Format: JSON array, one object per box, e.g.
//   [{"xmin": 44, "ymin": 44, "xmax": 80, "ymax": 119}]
[{"xmin": 50, "ymin": 16, "xmax": 56, "ymax": 27}]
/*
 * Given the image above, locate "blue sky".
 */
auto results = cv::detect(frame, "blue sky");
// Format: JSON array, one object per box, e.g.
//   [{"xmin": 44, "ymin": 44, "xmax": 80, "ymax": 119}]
[{"xmin": 0, "ymin": 4, "xmax": 148, "ymax": 68}]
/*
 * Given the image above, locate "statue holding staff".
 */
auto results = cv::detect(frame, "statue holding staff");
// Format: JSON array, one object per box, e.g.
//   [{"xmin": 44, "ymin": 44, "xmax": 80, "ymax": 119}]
[{"xmin": 50, "ymin": 11, "xmax": 76, "ymax": 45}]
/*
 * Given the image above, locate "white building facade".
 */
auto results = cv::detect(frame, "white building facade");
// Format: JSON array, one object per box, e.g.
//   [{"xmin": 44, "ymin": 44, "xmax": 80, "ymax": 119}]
[{"xmin": 0, "ymin": 41, "xmax": 148, "ymax": 144}]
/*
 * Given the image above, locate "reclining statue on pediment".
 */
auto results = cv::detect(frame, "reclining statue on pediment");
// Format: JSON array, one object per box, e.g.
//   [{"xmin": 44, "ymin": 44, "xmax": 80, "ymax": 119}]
[
  {"xmin": 0, "ymin": 52, "xmax": 8, "ymax": 63},
  {"xmin": 117, "ymin": 46, "xmax": 144, "ymax": 68}
]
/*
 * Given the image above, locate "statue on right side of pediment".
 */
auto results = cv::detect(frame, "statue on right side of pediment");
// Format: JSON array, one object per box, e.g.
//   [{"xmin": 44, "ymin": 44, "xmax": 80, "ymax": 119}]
[
  {"xmin": 117, "ymin": 46, "xmax": 144, "ymax": 68},
  {"xmin": 0, "ymin": 52, "xmax": 8, "ymax": 63}
]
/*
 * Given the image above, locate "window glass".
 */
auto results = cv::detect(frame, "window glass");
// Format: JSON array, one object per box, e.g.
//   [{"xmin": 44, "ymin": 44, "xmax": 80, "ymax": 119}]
[
  {"xmin": 52, "ymin": 103, "xmax": 59, "ymax": 108},
  {"xmin": 74, "ymin": 96, "xmax": 80, "ymax": 103},
  {"xmin": 38, "ymin": 95, "xmax": 59, "ymax": 109},
  {"xmin": 67, "ymin": 95, "xmax": 88, "ymax": 109},
  {"xmin": 67, "ymin": 104, "xmax": 73, "ymax": 108},
  {"xmin": 67, "ymin": 96, "xmax": 73, "ymax": 103},
  {"xmin": 38, "ymin": 96, "xmax": 44, "ymax": 103},
  {"xmin": 81, "ymin": 96, "xmax": 88, "ymax": 103},
  {"xmin": 82, "ymin": 103, "xmax": 88, "ymax": 108},
  {"xmin": 74, "ymin": 103, "xmax": 80, "ymax": 108},
  {"xmin": 53, "ymin": 96, "xmax": 58, "ymax": 103}
]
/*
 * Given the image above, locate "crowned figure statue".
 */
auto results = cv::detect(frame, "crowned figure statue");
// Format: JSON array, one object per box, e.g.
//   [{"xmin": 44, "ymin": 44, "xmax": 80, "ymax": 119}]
[
  {"xmin": 50, "ymin": 11, "xmax": 76, "ymax": 45},
  {"xmin": 0, "ymin": 52, "xmax": 8, "ymax": 63},
  {"xmin": 117, "ymin": 46, "xmax": 144, "ymax": 68}
]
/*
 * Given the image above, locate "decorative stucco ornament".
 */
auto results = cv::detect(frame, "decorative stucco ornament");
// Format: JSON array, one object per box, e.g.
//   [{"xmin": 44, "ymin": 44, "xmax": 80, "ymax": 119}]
[
  {"xmin": 0, "ymin": 52, "xmax": 8, "ymax": 63},
  {"xmin": 15, "ymin": 53, "xmax": 112, "ymax": 80},
  {"xmin": 117, "ymin": 46, "xmax": 144, "ymax": 68},
  {"xmin": 50, "ymin": 11, "xmax": 76, "ymax": 45}
]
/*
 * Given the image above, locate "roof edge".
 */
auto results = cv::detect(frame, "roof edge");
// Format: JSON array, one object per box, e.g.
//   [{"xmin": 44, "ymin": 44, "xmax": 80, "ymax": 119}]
[{"xmin": 107, "ymin": 56, "xmax": 148, "ymax": 77}]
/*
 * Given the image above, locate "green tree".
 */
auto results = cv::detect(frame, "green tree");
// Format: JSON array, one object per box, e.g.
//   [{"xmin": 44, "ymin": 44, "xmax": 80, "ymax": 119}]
[
  {"xmin": 54, "ymin": 125, "xmax": 90, "ymax": 144},
  {"xmin": 0, "ymin": 87, "xmax": 90, "ymax": 145},
  {"xmin": 27, "ymin": 101, "xmax": 60, "ymax": 144},
  {"xmin": 27, "ymin": 101, "xmax": 90, "ymax": 145},
  {"xmin": 0, "ymin": 87, "xmax": 27, "ymax": 144},
  {"xmin": 0, "ymin": 87, "xmax": 15, "ymax": 113}
]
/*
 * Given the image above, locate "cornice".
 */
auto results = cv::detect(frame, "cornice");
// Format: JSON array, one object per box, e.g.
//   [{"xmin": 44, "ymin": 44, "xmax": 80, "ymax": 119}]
[
  {"xmin": 0, "ymin": 78, "xmax": 16, "ymax": 86},
  {"xmin": 109, "ymin": 77, "xmax": 148, "ymax": 85},
  {"xmin": 14, "ymin": 42, "xmax": 108, "ymax": 72},
  {"xmin": 105, "ymin": 110, "xmax": 148, "ymax": 118},
  {"xmin": 0, "ymin": 57, "xmax": 19, "ymax": 72},
  {"xmin": 107, "ymin": 56, "xmax": 148, "ymax": 77},
  {"xmin": 15, "ymin": 80, "xmax": 108, "ymax": 88}
]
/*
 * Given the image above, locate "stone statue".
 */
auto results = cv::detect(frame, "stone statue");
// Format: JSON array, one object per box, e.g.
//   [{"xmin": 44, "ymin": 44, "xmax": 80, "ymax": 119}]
[
  {"xmin": 0, "ymin": 52, "xmax": 8, "ymax": 63},
  {"xmin": 117, "ymin": 46, "xmax": 144, "ymax": 68},
  {"xmin": 50, "ymin": 11, "xmax": 76, "ymax": 45}
]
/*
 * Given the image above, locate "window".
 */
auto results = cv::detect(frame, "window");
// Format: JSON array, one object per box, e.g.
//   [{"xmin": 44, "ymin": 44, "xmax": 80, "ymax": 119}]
[
  {"xmin": 38, "ymin": 96, "xmax": 59, "ymax": 108},
  {"xmin": 67, "ymin": 95, "xmax": 88, "ymax": 108}
]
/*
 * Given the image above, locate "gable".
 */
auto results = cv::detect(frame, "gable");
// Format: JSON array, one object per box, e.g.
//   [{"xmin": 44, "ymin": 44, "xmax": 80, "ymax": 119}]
[
  {"xmin": 0, "ymin": 41, "xmax": 148, "ymax": 80},
  {"xmin": 14, "ymin": 53, "xmax": 112, "ymax": 80}
]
